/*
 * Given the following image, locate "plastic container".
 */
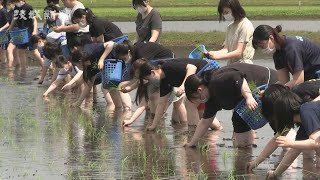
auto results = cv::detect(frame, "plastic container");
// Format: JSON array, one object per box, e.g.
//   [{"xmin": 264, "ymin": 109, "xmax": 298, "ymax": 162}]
[
  {"xmin": 189, "ymin": 44, "xmax": 208, "ymax": 59},
  {"xmin": 102, "ymin": 59, "xmax": 123, "ymax": 89},
  {"xmin": 315, "ymin": 70, "xmax": 320, "ymax": 78},
  {"xmin": 196, "ymin": 59, "xmax": 220, "ymax": 75},
  {"xmin": 0, "ymin": 31, "xmax": 8, "ymax": 45},
  {"xmin": 9, "ymin": 28, "xmax": 29, "ymax": 45},
  {"xmin": 111, "ymin": 35, "xmax": 129, "ymax": 44},
  {"xmin": 234, "ymin": 84, "xmax": 268, "ymax": 130},
  {"xmin": 38, "ymin": 27, "xmax": 50, "ymax": 34}
]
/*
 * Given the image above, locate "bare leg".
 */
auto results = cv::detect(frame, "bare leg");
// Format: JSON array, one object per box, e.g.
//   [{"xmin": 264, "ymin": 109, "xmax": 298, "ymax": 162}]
[
  {"xmin": 6, "ymin": 43, "xmax": 15, "ymax": 69},
  {"xmin": 173, "ymin": 97, "xmax": 187, "ymax": 124},
  {"xmin": 102, "ymin": 88, "xmax": 116, "ymax": 113},
  {"xmin": 18, "ymin": 49, "xmax": 27, "ymax": 70},
  {"xmin": 232, "ymin": 130, "xmax": 256, "ymax": 148}
]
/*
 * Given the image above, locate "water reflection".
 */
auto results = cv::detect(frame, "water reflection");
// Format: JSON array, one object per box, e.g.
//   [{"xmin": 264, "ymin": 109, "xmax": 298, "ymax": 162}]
[{"xmin": 0, "ymin": 53, "xmax": 318, "ymax": 179}]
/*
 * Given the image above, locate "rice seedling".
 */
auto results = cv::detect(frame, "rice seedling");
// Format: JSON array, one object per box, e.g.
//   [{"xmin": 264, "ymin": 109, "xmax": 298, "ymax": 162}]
[{"xmin": 197, "ymin": 143, "xmax": 210, "ymax": 153}]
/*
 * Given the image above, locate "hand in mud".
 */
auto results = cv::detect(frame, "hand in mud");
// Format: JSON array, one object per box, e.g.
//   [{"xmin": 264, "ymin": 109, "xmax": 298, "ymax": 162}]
[
  {"xmin": 146, "ymin": 125, "xmax": 156, "ymax": 131},
  {"xmin": 183, "ymin": 143, "xmax": 196, "ymax": 148},
  {"xmin": 246, "ymin": 161, "xmax": 257, "ymax": 173},
  {"xmin": 122, "ymin": 120, "xmax": 133, "ymax": 127},
  {"xmin": 38, "ymin": 79, "xmax": 43, "ymax": 84},
  {"xmin": 42, "ymin": 95, "xmax": 50, "ymax": 103},
  {"xmin": 266, "ymin": 170, "xmax": 276, "ymax": 179}
]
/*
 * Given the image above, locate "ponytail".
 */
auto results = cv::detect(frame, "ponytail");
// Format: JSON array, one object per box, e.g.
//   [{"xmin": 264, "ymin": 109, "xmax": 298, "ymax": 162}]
[
  {"xmin": 252, "ymin": 25, "xmax": 285, "ymax": 49},
  {"xmin": 72, "ymin": 8, "xmax": 95, "ymax": 24}
]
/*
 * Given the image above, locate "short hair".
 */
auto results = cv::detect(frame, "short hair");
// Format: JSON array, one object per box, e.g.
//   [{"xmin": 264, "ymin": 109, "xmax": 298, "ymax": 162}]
[{"xmin": 43, "ymin": 42, "xmax": 61, "ymax": 60}]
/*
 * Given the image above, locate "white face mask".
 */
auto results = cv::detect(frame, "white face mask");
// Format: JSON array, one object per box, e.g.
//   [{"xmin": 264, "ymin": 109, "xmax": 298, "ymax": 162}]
[
  {"xmin": 197, "ymin": 94, "xmax": 209, "ymax": 103},
  {"xmin": 137, "ymin": 6, "xmax": 147, "ymax": 14},
  {"xmin": 262, "ymin": 39, "xmax": 276, "ymax": 54},
  {"xmin": 79, "ymin": 21, "xmax": 87, "ymax": 28},
  {"xmin": 223, "ymin": 13, "xmax": 234, "ymax": 21}
]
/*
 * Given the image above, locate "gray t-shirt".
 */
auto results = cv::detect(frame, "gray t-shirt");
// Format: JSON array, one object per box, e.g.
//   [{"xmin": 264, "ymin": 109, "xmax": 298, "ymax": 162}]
[{"xmin": 135, "ymin": 8, "xmax": 162, "ymax": 44}]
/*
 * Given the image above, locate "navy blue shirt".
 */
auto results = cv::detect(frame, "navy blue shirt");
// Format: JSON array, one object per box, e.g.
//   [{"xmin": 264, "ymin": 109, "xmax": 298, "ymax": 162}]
[
  {"xmin": 14, "ymin": 3, "xmax": 34, "ymax": 30},
  {"xmin": 0, "ymin": 8, "xmax": 8, "ymax": 28},
  {"xmin": 296, "ymin": 101, "xmax": 320, "ymax": 140},
  {"xmin": 273, "ymin": 36, "xmax": 320, "ymax": 80}
]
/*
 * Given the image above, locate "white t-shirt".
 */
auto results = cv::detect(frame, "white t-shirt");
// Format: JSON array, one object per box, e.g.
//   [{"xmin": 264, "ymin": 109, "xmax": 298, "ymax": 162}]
[
  {"xmin": 46, "ymin": 12, "xmax": 68, "ymax": 45},
  {"xmin": 68, "ymin": 2, "xmax": 89, "ymax": 33},
  {"xmin": 57, "ymin": 66, "xmax": 82, "ymax": 80},
  {"xmin": 224, "ymin": 17, "xmax": 255, "ymax": 65}
]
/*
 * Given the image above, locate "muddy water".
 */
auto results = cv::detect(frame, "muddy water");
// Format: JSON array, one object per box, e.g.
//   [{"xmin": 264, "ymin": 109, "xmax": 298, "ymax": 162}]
[{"xmin": 0, "ymin": 50, "xmax": 319, "ymax": 179}]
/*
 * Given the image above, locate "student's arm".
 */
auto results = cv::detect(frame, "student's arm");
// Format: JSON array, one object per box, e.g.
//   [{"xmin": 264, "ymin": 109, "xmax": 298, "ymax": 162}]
[
  {"xmin": 285, "ymin": 70, "xmax": 304, "ymax": 88},
  {"xmin": 43, "ymin": 79, "xmax": 63, "ymax": 97},
  {"xmin": 120, "ymin": 79, "xmax": 139, "ymax": 93},
  {"xmin": 266, "ymin": 148, "xmax": 301, "ymax": 179},
  {"xmin": 276, "ymin": 68, "xmax": 290, "ymax": 85},
  {"xmin": 61, "ymin": 71, "xmax": 83, "ymax": 90},
  {"xmin": 149, "ymin": 29, "xmax": 160, "ymax": 42},
  {"xmin": 123, "ymin": 97, "xmax": 147, "ymax": 126},
  {"xmin": 93, "ymin": 35, "xmax": 104, "ymax": 43},
  {"xmin": 276, "ymin": 130, "xmax": 320, "ymax": 150},
  {"xmin": 241, "ymin": 78, "xmax": 258, "ymax": 111},
  {"xmin": 184, "ymin": 116, "xmax": 216, "ymax": 147},
  {"xmin": 133, "ymin": 32, "xmax": 139, "ymax": 44},
  {"xmin": 97, "ymin": 41, "xmax": 115, "ymax": 69},
  {"xmin": 147, "ymin": 93, "xmax": 170, "ymax": 131},
  {"xmin": 0, "ymin": 23, "xmax": 9, "ymax": 31},
  {"xmin": 205, "ymin": 42, "xmax": 246, "ymax": 60},
  {"xmin": 247, "ymin": 133, "xmax": 280, "ymax": 172},
  {"xmin": 176, "ymin": 64, "xmax": 197, "ymax": 96},
  {"xmin": 7, "ymin": 18, "xmax": 16, "ymax": 31},
  {"xmin": 54, "ymin": 24, "xmax": 80, "ymax": 33},
  {"xmin": 72, "ymin": 78, "xmax": 94, "ymax": 107},
  {"xmin": 32, "ymin": 16, "xmax": 37, "ymax": 35}
]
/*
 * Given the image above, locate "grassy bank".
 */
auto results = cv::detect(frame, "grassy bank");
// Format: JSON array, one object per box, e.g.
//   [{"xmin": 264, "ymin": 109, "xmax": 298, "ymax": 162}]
[
  {"xmin": 33, "ymin": 6, "xmax": 320, "ymax": 21},
  {"xmin": 90, "ymin": 6, "xmax": 320, "ymax": 21},
  {"xmin": 130, "ymin": 31, "xmax": 320, "ymax": 47},
  {"xmin": 26, "ymin": 0, "xmax": 320, "ymax": 21},
  {"xmin": 27, "ymin": 0, "xmax": 320, "ymax": 8}
]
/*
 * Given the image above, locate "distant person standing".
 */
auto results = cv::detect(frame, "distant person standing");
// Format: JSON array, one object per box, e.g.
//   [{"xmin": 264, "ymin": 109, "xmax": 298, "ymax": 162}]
[
  {"xmin": 204, "ymin": 0, "xmax": 255, "ymax": 64},
  {"xmin": 132, "ymin": 0, "xmax": 162, "ymax": 44}
]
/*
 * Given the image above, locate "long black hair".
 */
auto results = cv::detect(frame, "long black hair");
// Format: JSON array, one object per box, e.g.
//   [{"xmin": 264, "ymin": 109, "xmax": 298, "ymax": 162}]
[
  {"xmin": 261, "ymin": 84, "xmax": 289, "ymax": 131},
  {"xmin": 71, "ymin": 50, "xmax": 90, "ymax": 82},
  {"xmin": 72, "ymin": 8, "xmax": 95, "ymax": 24},
  {"xmin": 273, "ymin": 91, "xmax": 303, "ymax": 134},
  {"xmin": 131, "ymin": 58, "xmax": 148, "ymax": 105},
  {"xmin": 252, "ymin": 25, "xmax": 285, "ymax": 49},
  {"xmin": 185, "ymin": 74, "xmax": 211, "ymax": 101},
  {"xmin": 114, "ymin": 40, "xmax": 136, "ymax": 62}
]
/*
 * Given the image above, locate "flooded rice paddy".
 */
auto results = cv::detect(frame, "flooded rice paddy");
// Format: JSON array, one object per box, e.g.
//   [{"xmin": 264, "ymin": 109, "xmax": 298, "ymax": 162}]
[{"xmin": 0, "ymin": 49, "xmax": 319, "ymax": 179}]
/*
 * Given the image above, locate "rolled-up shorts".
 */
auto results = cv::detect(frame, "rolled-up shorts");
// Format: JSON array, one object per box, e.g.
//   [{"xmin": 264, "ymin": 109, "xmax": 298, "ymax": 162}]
[{"xmin": 231, "ymin": 110, "xmax": 252, "ymax": 133}]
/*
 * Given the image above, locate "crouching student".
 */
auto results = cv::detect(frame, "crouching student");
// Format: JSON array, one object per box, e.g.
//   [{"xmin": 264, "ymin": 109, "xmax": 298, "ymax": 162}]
[
  {"xmin": 138, "ymin": 58, "xmax": 220, "ymax": 131},
  {"xmin": 265, "ymin": 91, "xmax": 320, "ymax": 179},
  {"xmin": 245, "ymin": 82, "xmax": 320, "ymax": 178},
  {"xmin": 184, "ymin": 63, "xmax": 278, "ymax": 148},
  {"xmin": 39, "ymin": 42, "xmax": 62, "ymax": 84},
  {"xmin": 42, "ymin": 55, "xmax": 83, "ymax": 97}
]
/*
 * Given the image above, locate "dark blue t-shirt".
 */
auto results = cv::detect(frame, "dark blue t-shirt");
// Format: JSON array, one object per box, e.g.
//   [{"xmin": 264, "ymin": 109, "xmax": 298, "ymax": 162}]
[
  {"xmin": 273, "ymin": 36, "xmax": 320, "ymax": 79},
  {"xmin": 0, "ymin": 8, "xmax": 8, "ymax": 28},
  {"xmin": 14, "ymin": 3, "xmax": 34, "ymax": 30},
  {"xmin": 296, "ymin": 101, "xmax": 320, "ymax": 140}
]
